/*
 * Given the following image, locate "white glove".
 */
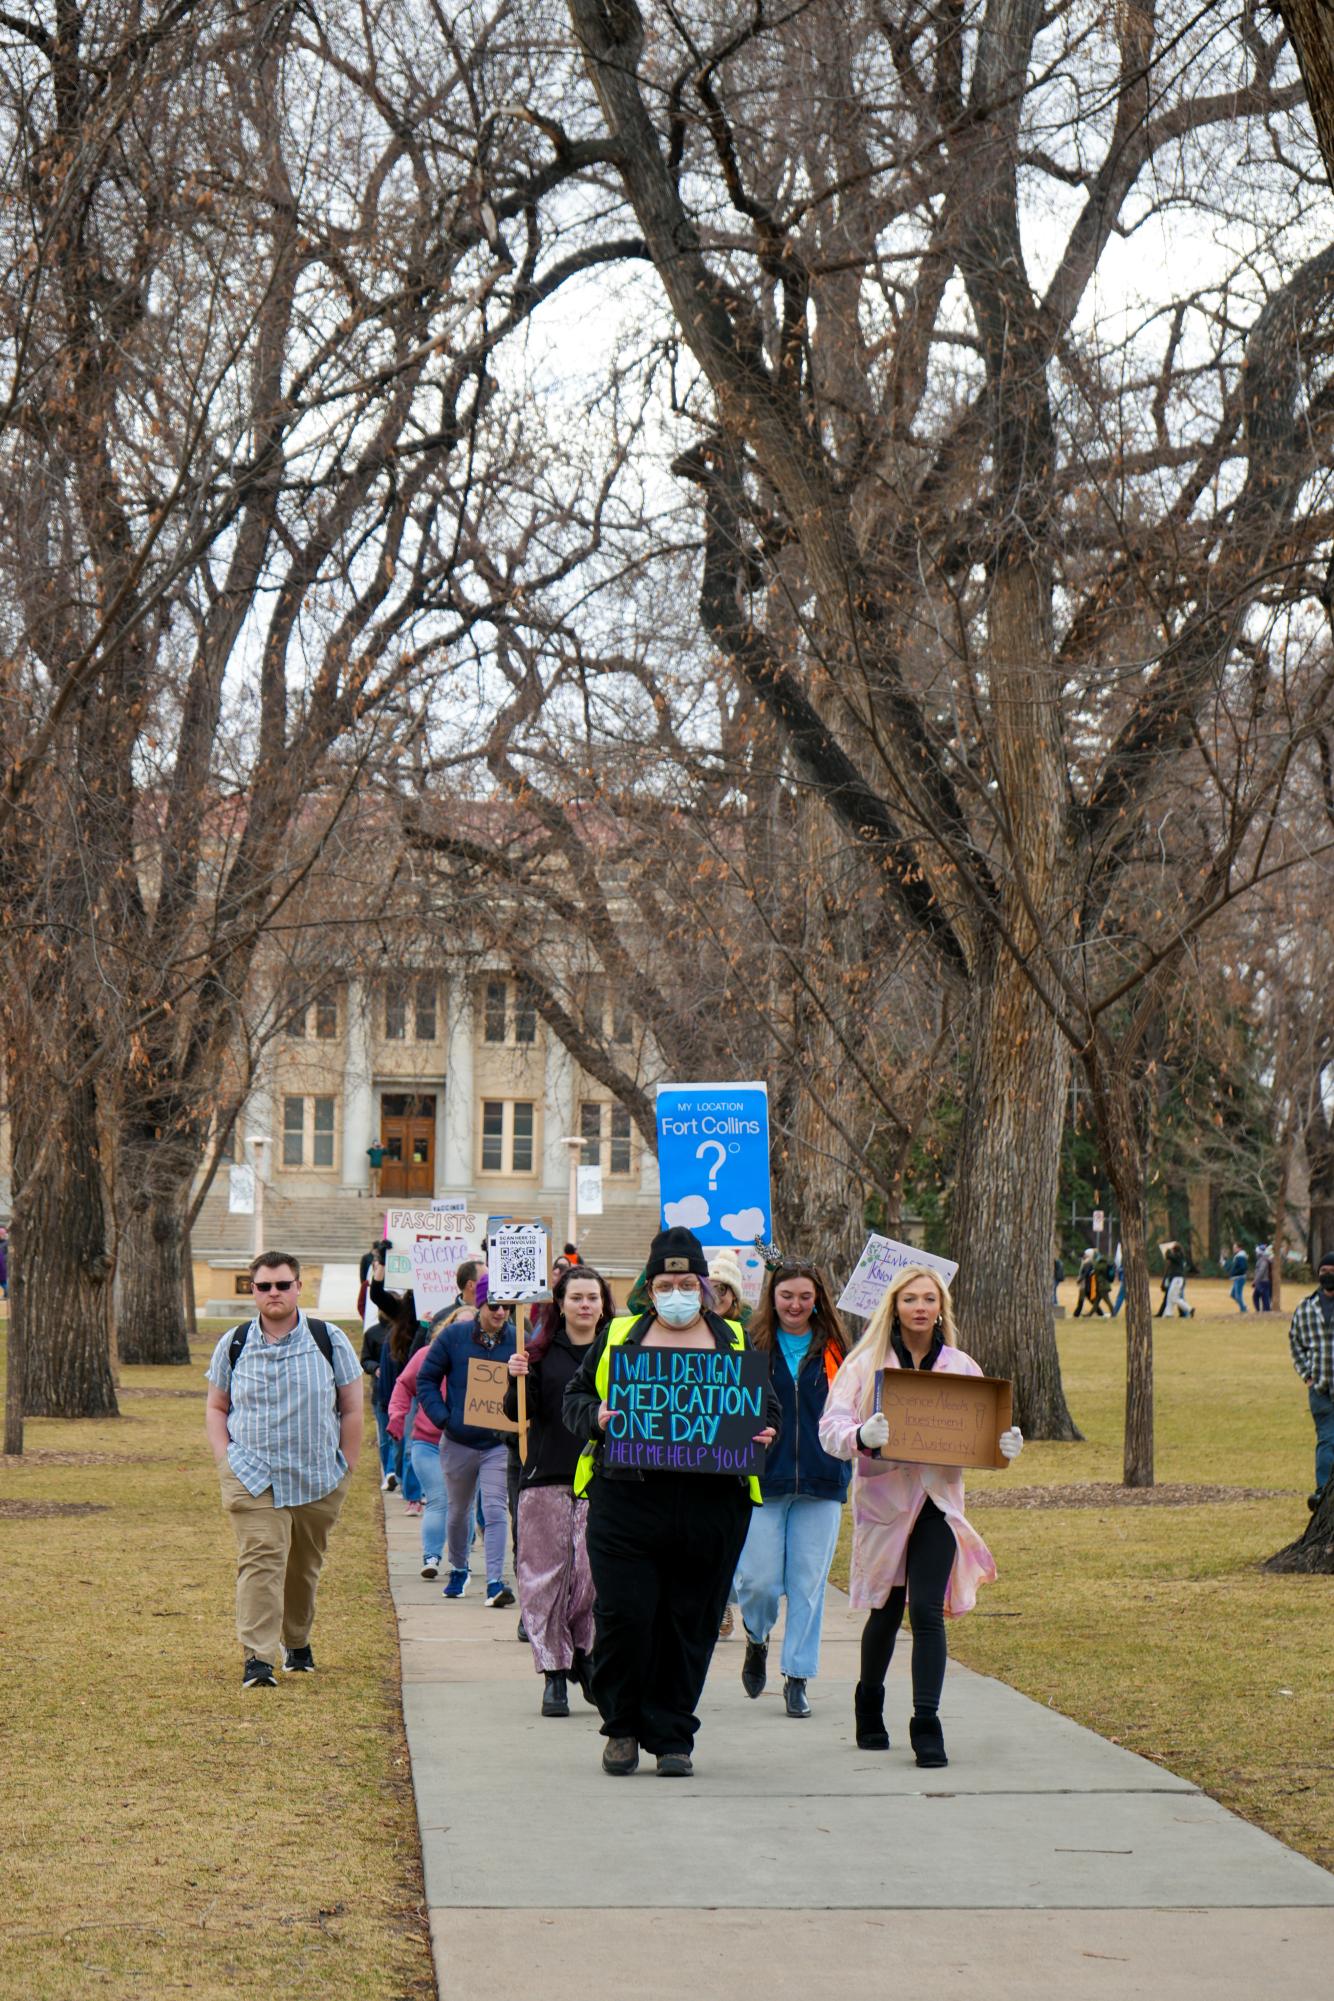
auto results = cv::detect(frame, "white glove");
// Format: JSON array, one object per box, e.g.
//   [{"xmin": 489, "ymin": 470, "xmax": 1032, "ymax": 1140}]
[
  {"xmin": 999, "ymin": 1426, "xmax": 1023, "ymax": 1461},
  {"xmin": 859, "ymin": 1411, "xmax": 890, "ymax": 1450}
]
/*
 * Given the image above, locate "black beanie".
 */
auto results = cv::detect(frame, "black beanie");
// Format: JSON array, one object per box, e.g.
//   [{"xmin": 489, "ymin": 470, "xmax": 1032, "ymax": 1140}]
[{"xmin": 646, "ymin": 1225, "xmax": 708, "ymax": 1281}]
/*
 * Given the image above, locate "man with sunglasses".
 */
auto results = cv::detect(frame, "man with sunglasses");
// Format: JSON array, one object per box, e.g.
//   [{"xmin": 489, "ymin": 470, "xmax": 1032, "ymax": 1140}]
[{"xmin": 205, "ymin": 1250, "xmax": 364, "ymax": 1689}]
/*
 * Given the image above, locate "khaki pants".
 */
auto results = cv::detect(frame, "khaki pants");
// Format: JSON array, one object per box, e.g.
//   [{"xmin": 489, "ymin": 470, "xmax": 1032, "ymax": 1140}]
[{"xmin": 219, "ymin": 1464, "xmax": 349, "ymax": 1663}]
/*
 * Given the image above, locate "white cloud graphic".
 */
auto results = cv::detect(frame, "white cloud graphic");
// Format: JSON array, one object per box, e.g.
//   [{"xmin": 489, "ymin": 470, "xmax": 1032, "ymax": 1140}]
[
  {"xmin": 721, "ymin": 1207, "xmax": 766, "ymax": 1241},
  {"xmin": 665, "ymin": 1194, "xmax": 711, "ymax": 1229}
]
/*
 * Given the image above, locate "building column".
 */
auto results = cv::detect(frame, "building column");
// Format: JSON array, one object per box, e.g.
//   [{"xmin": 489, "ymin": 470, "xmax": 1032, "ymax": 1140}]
[
  {"xmin": 442, "ymin": 972, "xmax": 474, "ymax": 1193},
  {"xmin": 341, "ymin": 977, "xmax": 374, "ymax": 1191}
]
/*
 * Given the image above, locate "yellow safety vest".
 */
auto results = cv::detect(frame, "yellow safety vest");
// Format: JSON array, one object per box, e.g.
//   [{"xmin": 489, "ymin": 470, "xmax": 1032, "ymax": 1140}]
[{"xmin": 573, "ymin": 1313, "xmax": 765, "ymax": 1506}]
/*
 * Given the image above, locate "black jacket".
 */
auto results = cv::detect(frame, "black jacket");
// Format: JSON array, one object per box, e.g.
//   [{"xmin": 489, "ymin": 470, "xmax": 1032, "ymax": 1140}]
[
  {"xmin": 562, "ymin": 1310, "xmax": 782, "ymax": 1484},
  {"xmin": 758, "ymin": 1340, "xmax": 850, "ymax": 1502},
  {"xmin": 501, "ymin": 1325, "xmax": 592, "ymax": 1489}
]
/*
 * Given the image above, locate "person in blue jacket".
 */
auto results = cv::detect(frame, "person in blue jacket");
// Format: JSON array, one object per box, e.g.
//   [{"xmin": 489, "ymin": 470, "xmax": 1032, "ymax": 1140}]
[
  {"xmin": 735, "ymin": 1261, "xmax": 850, "ymax": 1718},
  {"xmin": 415, "ymin": 1272, "xmax": 518, "ymax": 1607}
]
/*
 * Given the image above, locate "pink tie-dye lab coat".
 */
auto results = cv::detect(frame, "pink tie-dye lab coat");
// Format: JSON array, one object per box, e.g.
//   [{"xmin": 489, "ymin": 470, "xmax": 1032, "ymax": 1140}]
[{"xmin": 818, "ymin": 1344, "xmax": 998, "ymax": 1616}]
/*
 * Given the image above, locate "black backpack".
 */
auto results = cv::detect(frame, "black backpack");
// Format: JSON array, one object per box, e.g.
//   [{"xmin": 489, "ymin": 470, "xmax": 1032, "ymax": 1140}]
[{"xmin": 227, "ymin": 1317, "xmax": 340, "ymax": 1408}]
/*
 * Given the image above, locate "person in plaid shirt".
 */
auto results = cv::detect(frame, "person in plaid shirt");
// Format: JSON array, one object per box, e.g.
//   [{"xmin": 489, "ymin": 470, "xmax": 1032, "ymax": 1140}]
[{"xmin": 1288, "ymin": 1249, "xmax": 1334, "ymax": 1509}]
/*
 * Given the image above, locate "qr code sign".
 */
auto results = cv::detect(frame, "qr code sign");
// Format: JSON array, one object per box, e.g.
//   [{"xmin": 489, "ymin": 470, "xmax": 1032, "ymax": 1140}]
[{"xmin": 490, "ymin": 1229, "xmax": 549, "ymax": 1300}]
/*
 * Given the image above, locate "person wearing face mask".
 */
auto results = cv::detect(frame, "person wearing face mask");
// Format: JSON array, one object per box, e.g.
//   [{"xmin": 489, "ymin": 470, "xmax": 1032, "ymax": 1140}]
[
  {"xmin": 1288, "ymin": 1249, "xmax": 1334, "ymax": 1509},
  {"xmin": 819, "ymin": 1264, "xmax": 1023, "ymax": 1767},
  {"xmin": 734, "ymin": 1262, "xmax": 849, "ymax": 1718},
  {"xmin": 416, "ymin": 1273, "xmax": 519, "ymax": 1608},
  {"xmin": 502, "ymin": 1265, "xmax": 614, "ymax": 1717},
  {"xmin": 563, "ymin": 1225, "xmax": 781, "ymax": 1779}
]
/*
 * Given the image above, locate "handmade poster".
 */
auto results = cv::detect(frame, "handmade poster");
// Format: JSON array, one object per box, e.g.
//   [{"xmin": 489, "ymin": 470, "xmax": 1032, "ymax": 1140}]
[
  {"xmin": 604, "ymin": 1345, "xmax": 768, "ymax": 1477},
  {"xmin": 383, "ymin": 1207, "xmax": 485, "ymax": 1304},
  {"xmin": 462, "ymin": 1355, "xmax": 519, "ymax": 1434},
  {"xmin": 702, "ymin": 1243, "xmax": 767, "ymax": 1308},
  {"xmin": 487, "ymin": 1223, "xmax": 551, "ymax": 1302},
  {"xmin": 878, "ymin": 1369, "xmax": 1012, "ymax": 1470},
  {"xmin": 837, "ymin": 1234, "xmax": 959, "ymax": 1319}
]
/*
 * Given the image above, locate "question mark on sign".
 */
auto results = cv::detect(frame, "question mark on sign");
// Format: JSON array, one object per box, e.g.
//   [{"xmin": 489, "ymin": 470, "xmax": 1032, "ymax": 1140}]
[{"xmin": 696, "ymin": 1139, "xmax": 727, "ymax": 1190}]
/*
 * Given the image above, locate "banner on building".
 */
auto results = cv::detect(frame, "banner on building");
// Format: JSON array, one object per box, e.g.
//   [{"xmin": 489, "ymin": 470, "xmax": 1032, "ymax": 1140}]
[
  {"xmin": 576, "ymin": 1165, "xmax": 604, "ymax": 1216},
  {"xmin": 227, "ymin": 1165, "xmax": 255, "ymax": 1215}
]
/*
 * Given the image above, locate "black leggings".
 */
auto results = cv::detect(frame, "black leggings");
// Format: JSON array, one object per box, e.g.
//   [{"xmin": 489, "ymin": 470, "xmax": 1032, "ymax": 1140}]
[{"xmin": 859, "ymin": 1498, "xmax": 956, "ymax": 1716}]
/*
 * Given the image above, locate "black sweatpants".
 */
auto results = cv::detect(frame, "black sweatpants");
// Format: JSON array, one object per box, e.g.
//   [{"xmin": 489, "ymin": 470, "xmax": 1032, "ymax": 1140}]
[
  {"xmin": 859, "ymin": 1498, "xmax": 956, "ymax": 1715},
  {"xmin": 586, "ymin": 1472, "xmax": 752, "ymax": 1756}
]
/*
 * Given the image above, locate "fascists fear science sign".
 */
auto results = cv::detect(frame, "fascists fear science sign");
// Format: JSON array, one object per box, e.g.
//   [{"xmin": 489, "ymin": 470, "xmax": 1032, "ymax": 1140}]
[{"xmin": 604, "ymin": 1346, "xmax": 768, "ymax": 1477}]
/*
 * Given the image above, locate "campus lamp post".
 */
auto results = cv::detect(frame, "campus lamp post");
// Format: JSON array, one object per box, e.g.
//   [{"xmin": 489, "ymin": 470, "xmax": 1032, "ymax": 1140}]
[
  {"xmin": 247, "ymin": 1134, "xmax": 271, "ymax": 1261},
  {"xmin": 560, "ymin": 1135, "xmax": 584, "ymax": 1253}
]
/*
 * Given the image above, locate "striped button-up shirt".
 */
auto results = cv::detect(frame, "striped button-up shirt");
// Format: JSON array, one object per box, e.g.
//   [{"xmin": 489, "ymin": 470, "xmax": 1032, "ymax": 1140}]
[
  {"xmin": 1288, "ymin": 1292, "xmax": 1334, "ymax": 1397},
  {"xmin": 207, "ymin": 1314, "xmax": 362, "ymax": 1508}
]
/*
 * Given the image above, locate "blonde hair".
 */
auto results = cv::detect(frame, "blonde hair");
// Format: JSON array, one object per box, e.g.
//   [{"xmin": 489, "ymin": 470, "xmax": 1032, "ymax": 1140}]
[{"xmin": 843, "ymin": 1265, "xmax": 957, "ymax": 1413}]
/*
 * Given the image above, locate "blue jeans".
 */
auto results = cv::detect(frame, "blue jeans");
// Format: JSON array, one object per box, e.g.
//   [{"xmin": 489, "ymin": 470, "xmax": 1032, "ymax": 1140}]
[
  {"xmin": 1309, "ymin": 1386, "xmax": 1334, "ymax": 1495},
  {"xmin": 735, "ymin": 1494, "xmax": 843, "ymax": 1680},
  {"xmin": 1230, "ymin": 1276, "xmax": 1248, "ymax": 1311},
  {"xmin": 373, "ymin": 1405, "xmax": 396, "ymax": 1479},
  {"xmin": 409, "ymin": 1437, "xmax": 448, "ymax": 1561}
]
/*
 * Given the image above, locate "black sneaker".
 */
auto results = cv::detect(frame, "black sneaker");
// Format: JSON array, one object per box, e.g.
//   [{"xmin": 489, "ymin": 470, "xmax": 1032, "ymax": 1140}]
[
  {"xmin": 282, "ymin": 1644, "xmax": 315, "ymax": 1674},
  {"xmin": 601, "ymin": 1735, "xmax": 638, "ymax": 1776},
  {"xmin": 242, "ymin": 1656, "xmax": 277, "ymax": 1689},
  {"xmin": 741, "ymin": 1637, "xmax": 768, "ymax": 1698}
]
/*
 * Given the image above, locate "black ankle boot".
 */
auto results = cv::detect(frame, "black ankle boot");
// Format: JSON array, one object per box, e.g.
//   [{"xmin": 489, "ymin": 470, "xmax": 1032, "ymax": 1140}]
[
  {"xmin": 909, "ymin": 1712, "xmax": 947, "ymax": 1767},
  {"xmin": 541, "ymin": 1671, "xmax": 570, "ymax": 1717},
  {"xmin": 854, "ymin": 1681, "xmax": 890, "ymax": 1750},
  {"xmin": 741, "ymin": 1637, "xmax": 768, "ymax": 1699}
]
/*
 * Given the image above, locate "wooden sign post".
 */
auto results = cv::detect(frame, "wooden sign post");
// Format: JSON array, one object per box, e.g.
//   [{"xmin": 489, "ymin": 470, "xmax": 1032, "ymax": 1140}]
[
  {"xmin": 877, "ymin": 1369, "xmax": 1013, "ymax": 1470},
  {"xmin": 515, "ymin": 1311, "xmax": 529, "ymax": 1465}
]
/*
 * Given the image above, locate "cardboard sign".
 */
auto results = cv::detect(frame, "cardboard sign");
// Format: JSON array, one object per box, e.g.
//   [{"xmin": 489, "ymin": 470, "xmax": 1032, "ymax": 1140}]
[
  {"xmin": 879, "ymin": 1369, "xmax": 1012, "ymax": 1470},
  {"xmin": 656, "ymin": 1080, "xmax": 772, "ymax": 1245},
  {"xmin": 462, "ymin": 1355, "xmax": 519, "ymax": 1434},
  {"xmin": 837, "ymin": 1234, "xmax": 959, "ymax": 1319},
  {"xmin": 604, "ymin": 1345, "xmax": 768, "ymax": 1477}
]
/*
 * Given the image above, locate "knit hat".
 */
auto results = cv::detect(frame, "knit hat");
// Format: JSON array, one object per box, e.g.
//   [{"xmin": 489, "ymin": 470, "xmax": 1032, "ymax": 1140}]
[
  {"xmin": 708, "ymin": 1251, "xmax": 746, "ymax": 1301},
  {"xmin": 1318, "ymin": 1250, "xmax": 1334, "ymax": 1272},
  {"xmin": 645, "ymin": 1225, "xmax": 708, "ymax": 1281}
]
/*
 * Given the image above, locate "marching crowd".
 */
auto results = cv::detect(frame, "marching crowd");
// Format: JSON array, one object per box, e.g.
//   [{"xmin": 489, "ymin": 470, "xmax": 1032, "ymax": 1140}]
[{"xmin": 204, "ymin": 1228, "xmax": 1334, "ymax": 1776}]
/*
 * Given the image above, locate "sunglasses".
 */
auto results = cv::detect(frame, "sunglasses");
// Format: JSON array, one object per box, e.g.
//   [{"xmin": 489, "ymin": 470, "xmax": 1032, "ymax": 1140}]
[{"xmin": 253, "ymin": 1279, "xmax": 297, "ymax": 1292}]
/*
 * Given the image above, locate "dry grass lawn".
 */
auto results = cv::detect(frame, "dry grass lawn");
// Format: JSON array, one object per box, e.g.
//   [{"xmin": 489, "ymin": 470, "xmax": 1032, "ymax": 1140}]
[
  {"xmin": 834, "ymin": 1280, "xmax": 1334, "ymax": 1872},
  {"xmin": 0, "ymin": 1328, "xmax": 434, "ymax": 2001}
]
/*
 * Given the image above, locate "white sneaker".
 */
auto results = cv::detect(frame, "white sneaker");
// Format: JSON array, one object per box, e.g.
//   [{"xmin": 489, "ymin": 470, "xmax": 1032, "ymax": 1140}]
[
  {"xmin": 420, "ymin": 1557, "xmax": 440, "ymax": 1580},
  {"xmin": 381, "ymin": 1471, "xmax": 397, "ymax": 1492}
]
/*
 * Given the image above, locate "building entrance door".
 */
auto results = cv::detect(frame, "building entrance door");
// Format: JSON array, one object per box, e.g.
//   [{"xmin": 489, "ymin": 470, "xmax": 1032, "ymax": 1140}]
[{"xmin": 379, "ymin": 1094, "xmax": 436, "ymax": 1199}]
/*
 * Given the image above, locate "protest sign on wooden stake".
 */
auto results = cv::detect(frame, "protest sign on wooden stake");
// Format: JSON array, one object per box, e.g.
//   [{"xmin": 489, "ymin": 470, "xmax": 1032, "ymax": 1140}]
[{"xmin": 462, "ymin": 1356, "xmax": 519, "ymax": 1434}]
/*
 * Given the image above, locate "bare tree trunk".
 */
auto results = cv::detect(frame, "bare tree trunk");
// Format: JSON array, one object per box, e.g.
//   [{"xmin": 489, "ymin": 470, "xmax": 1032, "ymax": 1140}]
[
  {"xmin": 182, "ymin": 1226, "xmax": 199, "ymax": 1341},
  {"xmin": 12, "ymin": 1084, "xmax": 118, "ymax": 1419},
  {"xmin": 1275, "ymin": 1, "xmax": 1334, "ymax": 185},
  {"xmin": 116, "ymin": 1176, "xmax": 192, "ymax": 1365},
  {"xmin": 1263, "ymin": 1483, "xmax": 1334, "ymax": 1574},
  {"xmin": 1086, "ymin": 1060, "xmax": 1155, "ymax": 1487},
  {"xmin": 952, "ymin": 952, "xmax": 1080, "ymax": 1439},
  {"xmin": 4, "ymin": 1301, "xmax": 22, "ymax": 1455}
]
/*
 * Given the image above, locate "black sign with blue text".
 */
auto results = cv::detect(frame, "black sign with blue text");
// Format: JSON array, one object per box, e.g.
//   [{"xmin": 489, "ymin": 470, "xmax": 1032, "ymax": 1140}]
[{"xmin": 604, "ymin": 1344, "xmax": 769, "ymax": 1477}]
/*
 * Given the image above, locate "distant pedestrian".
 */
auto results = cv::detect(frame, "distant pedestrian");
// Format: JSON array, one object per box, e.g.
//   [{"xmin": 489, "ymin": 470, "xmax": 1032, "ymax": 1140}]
[
  {"xmin": 1252, "ymin": 1244, "xmax": 1273, "ymax": 1314},
  {"xmin": 204, "ymin": 1251, "xmax": 363, "ymax": 1690},
  {"xmin": 1157, "ymin": 1241, "xmax": 1193, "ymax": 1318},
  {"xmin": 1228, "ymin": 1243, "xmax": 1249, "ymax": 1313},
  {"xmin": 1072, "ymin": 1249, "xmax": 1108, "ymax": 1317},
  {"xmin": 1109, "ymin": 1245, "xmax": 1126, "ymax": 1317},
  {"xmin": 388, "ymin": 1345, "xmax": 446, "ymax": 1579},
  {"xmin": 366, "ymin": 1140, "xmax": 385, "ymax": 1198},
  {"xmin": 1288, "ymin": 1249, "xmax": 1334, "ymax": 1509},
  {"xmin": 819, "ymin": 1265, "xmax": 1023, "ymax": 1766},
  {"xmin": 1052, "ymin": 1255, "xmax": 1064, "ymax": 1308},
  {"xmin": 503, "ymin": 1265, "xmax": 612, "ymax": 1717}
]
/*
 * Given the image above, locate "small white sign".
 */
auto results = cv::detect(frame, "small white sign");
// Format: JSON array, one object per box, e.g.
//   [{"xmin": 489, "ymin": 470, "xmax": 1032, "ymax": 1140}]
[
  {"xmin": 488, "ymin": 1224, "xmax": 551, "ymax": 1302},
  {"xmin": 576, "ymin": 1165, "xmax": 604, "ymax": 1216},
  {"xmin": 227, "ymin": 1165, "xmax": 255, "ymax": 1215},
  {"xmin": 1092, "ymin": 1209, "xmax": 1105, "ymax": 1234},
  {"xmin": 432, "ymin": 1196, "xmax": 469, "ymax": 1213},
  {"xmin": 837, "ymin": 1234, "xmax": 959, "ymax": 1320}
]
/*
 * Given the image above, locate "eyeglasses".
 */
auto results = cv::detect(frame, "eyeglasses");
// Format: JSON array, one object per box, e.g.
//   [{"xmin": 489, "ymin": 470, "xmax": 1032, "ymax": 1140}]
[
  {"xmin": 652, "ymin": 1279, "xmax": 701, "ymax": 1295},
  {"xmin": 253, "ymin": 1279, "xmax": 297, "ymax": 1293}
]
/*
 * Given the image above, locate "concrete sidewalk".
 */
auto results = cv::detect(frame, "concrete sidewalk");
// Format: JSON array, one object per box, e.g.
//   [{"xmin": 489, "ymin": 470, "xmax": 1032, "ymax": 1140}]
[{"xmin": 384, "ymin": 1504, "xmax": 1334, "ymax": 1999}]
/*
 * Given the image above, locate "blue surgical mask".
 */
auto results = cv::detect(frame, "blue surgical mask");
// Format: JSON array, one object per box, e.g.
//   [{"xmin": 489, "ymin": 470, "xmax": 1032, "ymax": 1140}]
[{"xmin": 655, "ymin": 1288, "xmax": 701, "ymax": 1327}]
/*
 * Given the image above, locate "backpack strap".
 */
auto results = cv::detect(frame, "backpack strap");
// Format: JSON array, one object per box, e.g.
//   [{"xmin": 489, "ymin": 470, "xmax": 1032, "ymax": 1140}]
[{"xmin": 227, "ymin": 1317, "xmax": 339, "ymax": 1406}]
